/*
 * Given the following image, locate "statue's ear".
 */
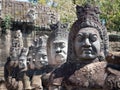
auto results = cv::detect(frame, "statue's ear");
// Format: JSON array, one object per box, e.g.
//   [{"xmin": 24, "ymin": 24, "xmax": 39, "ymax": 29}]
[
  {"xmin": 98, "ymin": 53, "xmax": 105, "ymax": 61},
  {"xmin": 76, "ymin": 5, "xmax": 83, "ymax": 13}
]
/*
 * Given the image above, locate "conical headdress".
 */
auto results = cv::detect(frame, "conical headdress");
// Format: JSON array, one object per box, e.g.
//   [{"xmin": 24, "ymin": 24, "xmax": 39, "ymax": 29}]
[
  {"xmin": 47, "ymin": 21, "xmax": 69, "ymax": 65},
  {"xmin": 49, "ymin": 21, "xmax": 69, "ymax": 42},
  {"xmin": 67, "ymin": 4, "xmax": 109, "ymax": 62}
]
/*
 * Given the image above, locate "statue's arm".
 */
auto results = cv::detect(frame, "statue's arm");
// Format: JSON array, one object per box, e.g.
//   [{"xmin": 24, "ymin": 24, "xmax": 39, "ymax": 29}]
[{"xmin": 105, "ymin": 64, "xmax": 120, "ymax": 89}]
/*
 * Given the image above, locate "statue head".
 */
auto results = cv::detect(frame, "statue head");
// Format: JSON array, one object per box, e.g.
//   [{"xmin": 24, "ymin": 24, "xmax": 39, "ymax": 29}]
[
  {"xmin": 14, "ymin": 30, "xmax": 22, "ymax": 39},
  {"xmin": 19, "ymin": 47, "xmax": 28, "ymax": 70},
  {"xmin": 35, "ymin": 35, "xmax": 48, "ymax": 66},
  {"xmin": 67, "ymin": 4, "xmax": 109, "ymax": 62},
  {"xmin": 47, "ymin": 22, "xmax": 69, "ymax": 65},
  {"xmin": 9, "ymin": 47, "xmax": 18, "ymax": 61},
  {"xmin": 26, "ymin": 7, "xmax": 38, "ymax": 22}
]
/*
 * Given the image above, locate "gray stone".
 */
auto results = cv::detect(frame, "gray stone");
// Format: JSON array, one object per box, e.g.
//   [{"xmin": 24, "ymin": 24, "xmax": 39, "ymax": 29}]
[
  {"xmin": 48, "ymin": 4, "xmax": 120, "ymax": 90},
  {"xmin": 47, "ymin": 22, "xmax": 69, "ymax": 66}
]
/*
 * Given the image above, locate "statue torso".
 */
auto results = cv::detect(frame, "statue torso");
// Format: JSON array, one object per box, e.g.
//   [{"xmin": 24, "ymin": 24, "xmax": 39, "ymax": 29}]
[{"xmin": 50, "ymin": 61, "xmax": 108, "ymax": 90}]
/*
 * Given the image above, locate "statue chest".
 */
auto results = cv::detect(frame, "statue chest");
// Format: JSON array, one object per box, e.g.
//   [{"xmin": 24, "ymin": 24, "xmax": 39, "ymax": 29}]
[{"xmin": 65, "ymin": 62, "xmax": 107, "ymax": 89}]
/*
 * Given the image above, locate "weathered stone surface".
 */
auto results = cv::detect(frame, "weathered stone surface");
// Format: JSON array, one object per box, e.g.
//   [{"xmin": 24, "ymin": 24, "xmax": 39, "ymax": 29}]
[
  {"xmin": 1, "ymin": 0, "xmax": 59, "ymax": 27},
  {"xmin": 48, "ymin": 4, "xmax": 120, "ymax": 90},
  {"xmin": 47, "ymin": 22, "xmax": 69, "ymax": 65},
  {"xmin": 109, "ymin": 42, "xmax": 120, "ymax": 52}
]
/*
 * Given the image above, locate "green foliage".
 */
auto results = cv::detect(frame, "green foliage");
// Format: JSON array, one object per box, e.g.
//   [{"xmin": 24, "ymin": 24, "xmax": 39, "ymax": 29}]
[
  {"xmin": 72, "ymin": 0, "xmax": 120, "ymax": 32},
  {"xmin": 1, "ymin": 15, "xmax": 12, "ymax": 34},
  {"xmin": 38, "ymin": 0, "xmax": 46, "ymax": 5},
  {"xmin": 28, "ymin": 0, "xmax": 47, "ymax": 5},
  {"xmin": 99, "ymin": 0, "xmax": 120, "ymax": 32},
  {"xmin": 30, "ymin": 0, "xmax": 120, "ymax": 32},
  {"xmin": 28, "ymin": 0, "xmax": 38, "ymax": 3},
  {"xmin": 50, "ymin": 0, "xmax": 76, "ymax": 26}
]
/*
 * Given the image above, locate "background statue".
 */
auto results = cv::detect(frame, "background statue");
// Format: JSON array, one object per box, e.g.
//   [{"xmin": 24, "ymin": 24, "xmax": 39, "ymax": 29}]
[
  {"xmin": 6, "ymin": 30, "xmax": 23, "ymax": 81},
  {"xmin": 4, "ymin": 47, "xmax": 29, "ymax": 90},
  {"xmin": 18, "ymin": 47, "xmax": 29, "ymax": 71},
  {"xmin": 48, "ymin": 4, "xmax": 120, "ymax": 90},
  {"xmin": 17, "ymin": 47, "xmax": 31, "ymax": 90},
  {"xmin": 12, "ymin": 30, "xmax": 23, "ymax": 55},
  {"xmin": 47, "ymin": 22, "xmax": 69, "ymax": 66},
  {"xmin": 24, "ymin": 35, "xmax": 48, "ymax": 90},
  {"xmin": 34, "ymin": 35, "xmax": 48, "ymax": 68},
  {"xmin": 31, "ymin": 36, "xmax": 48, "ymax": 90},
  {"xmin": 0, "ymin": 80, "xmax": 8, "ymax": 90},
  {"xmin": 4, "ymin": 30, "xmax": 24, "ymax": 90},
  {"xmin": 26, "ymin": 6, "xmax": 38, "ymax": 23},
  {"xmin": 40, "ymin": 22, "xmax": 69, "ymax": 89}
]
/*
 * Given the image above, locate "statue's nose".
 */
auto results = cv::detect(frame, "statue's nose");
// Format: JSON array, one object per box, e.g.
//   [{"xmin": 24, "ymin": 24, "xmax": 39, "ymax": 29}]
[
  {"xmin": 83, "ymin": 38, "xmax": 91, "ymax": 47},
  {"xmin": 40, "ymin": 57, "xmax": 43, "ymax": 61},
  {"xmin": 56, "ymin": 47, "xmax": 62, "ymax": 53}
]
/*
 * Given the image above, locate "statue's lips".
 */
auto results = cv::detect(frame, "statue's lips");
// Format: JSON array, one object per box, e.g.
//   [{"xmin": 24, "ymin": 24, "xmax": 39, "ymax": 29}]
[
  {"xmin": 55, "ymin": 54, "xmax": 64, "ymax": 59},
  {"xmin": 82, "ymin": 49, "xmax": 93, "ymax": 54},
  {"xmin": 55, "ymin": 54, "xmax": 65, "ymax": 62}
]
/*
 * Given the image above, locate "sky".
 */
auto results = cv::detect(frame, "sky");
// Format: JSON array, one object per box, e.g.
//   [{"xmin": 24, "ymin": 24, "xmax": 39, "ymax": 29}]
[{"xmin": 16, "ymin": 0, "xmax": 29, "ymax": 2}]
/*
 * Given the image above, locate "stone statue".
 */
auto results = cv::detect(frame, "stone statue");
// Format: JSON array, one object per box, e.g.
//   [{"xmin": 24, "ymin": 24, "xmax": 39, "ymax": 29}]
[
  {"xmin": 48, "ymin": 4, "xmax": 120, "ymax": 90},
  {"xmin": 27, "ymin": 46, "xmax": 35, "ymax": 70},
  {"xmin": 12, "ymin": 30, "xmax": 23, "ymax": 55},
  {"xmin": 26, "ymin": 6, "xmax": 38, "ymax": 22},
  {"xmin": 4, "ymin": 47, "xmax": 29, "ymax": 90},
  {"xmin": 31, "ymin": 36, "xmax": 48, "ymax": 90},
  {"xmin": 17, "ymin": 47, "xmax": 32, "ymax": 90},
  {"xmin": 4, "ymin": 30, "xmax": 24, "ymax": 90},
  {"xmin": 105, "ymin": 54, "xmax": 120, "ymax": 90},
  {"xmin": 47, "ymin": 22, "xmax": 69, "ymax": 66},
  {"xmin": 14, "ymin": 30, "xmax": 22, "ymax": 39},
  {"xmin": 18, "ymin": 47, "xmax": 29, "ymax": 71},
  {"xmin": 4, "ymin": 48, "xmax": 19, "ymax": 90},
  {"xmin": 25, "ymin": 36, "xmax": 48, "ymax": 90},
  {"xmin": 0, "ymin": 80, "xmax": 8, "ymax": 90},
  {"xmin": 34, "ymin": 35, "xmax": 48, "ymax": 68},
  {"xmin": 27, "ymin": 35, "xmax": 48, "ymax": 70},
  {"xmin": 39, "ymin": 22, "xmax": 69, "ymax": 89}
]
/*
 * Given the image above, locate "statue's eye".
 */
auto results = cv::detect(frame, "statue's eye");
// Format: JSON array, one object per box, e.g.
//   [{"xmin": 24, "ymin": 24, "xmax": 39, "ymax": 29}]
[
  {"xmin": 90, "ymin": 34, "xmax": 97, "ymax": 42},
  {"xmin": 42, "ymin": 55, "xmax": 47, "ymax": 59},
  {"xmin": 76, "ymin": 34, "xmax": 84, "ymax": 42},
  {"xmin": 61, "ymin": 42, "xmax": 65, "ymax": 48},
  {"xmin": 54, "ymin": 42, "xmax": 65, "ymax": 48}
]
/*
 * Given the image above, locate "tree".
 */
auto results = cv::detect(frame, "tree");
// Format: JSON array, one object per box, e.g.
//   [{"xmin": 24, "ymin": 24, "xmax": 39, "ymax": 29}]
[
  {"xmin": 28, "ymin": 0, "xmax": 120, "ymax": 32},
  {"xmin": 74, "ymin": 0, "xmax": 120, "ymax": 32},
  {"xmin": 52, "ymin": 0, "xmax": 76, "ymax": 24},
  {"xmin": 28, "ymin": 0, "xmax": 38, "ymax": 3}
]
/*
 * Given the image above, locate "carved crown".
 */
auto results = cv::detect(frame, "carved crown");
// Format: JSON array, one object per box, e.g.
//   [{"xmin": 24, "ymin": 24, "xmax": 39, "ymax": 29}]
[
  {"xmin": 38, "ymin": 35, "xmax": 48, "ymax": 54},
  {"xmin": 74, "ymin": 4, "xmax": 106, "ymax": 41},
  {"xmin": 76, "ymin": 4, "xmax": 100, "ymax": 21},
  {"xmin": 50, "ymin": 21, "xmax": 69, "ymax": 41},
  {"xmin": 76, "ymin": 4, "xmax": 109, "ymax": 56},
  {"xmin": 67, "ymin": 4, "xmax": 109, "ymax": 62}
]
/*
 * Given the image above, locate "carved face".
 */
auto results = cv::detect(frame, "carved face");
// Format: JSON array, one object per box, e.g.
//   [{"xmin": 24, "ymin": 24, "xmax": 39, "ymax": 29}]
[
  {"xmin": 74, "ymin": 27, "xmax": 102, "ymax": 60},
  {"xmin": 19, "ymin": 58, "xmax": 27, "ymax": 69},
  {"xmin": 19, "ymin": 48, "xmax": 28, "ymax": 69},
  {"xmin": 27, "ymin": 9, "xmax": 38, "ymax": 21},
  {"xmin": 36, "ymin": 49, "xmax": 48, "ymax": 65},
  {"xmin": 50, "ymin": 40, "xmax": 68, "ymax": 65},
  {"xmin": 39, "ymin": 53, "xmax": 48, "ymax": 65},
  {"xmin": 15, "ymin": 30, "xmax": 22, "ymax": 38}
]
